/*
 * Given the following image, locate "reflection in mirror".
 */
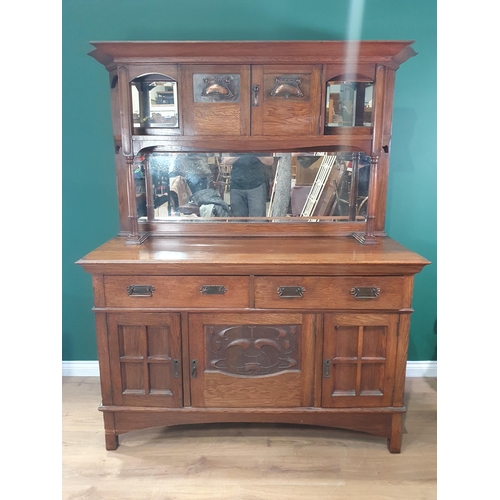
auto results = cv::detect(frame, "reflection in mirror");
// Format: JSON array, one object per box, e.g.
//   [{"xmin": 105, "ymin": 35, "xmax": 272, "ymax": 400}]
[
  {"xmin": 325, "ymin": 80, "xmax": 373, "ymax": 128},
  {"xmin": 134, "ymin": 151, "xmax": 370, "ymax": 222},
  {"xmin": 131, "ymin": 74, "xmax": 179, "ymax": 129}
]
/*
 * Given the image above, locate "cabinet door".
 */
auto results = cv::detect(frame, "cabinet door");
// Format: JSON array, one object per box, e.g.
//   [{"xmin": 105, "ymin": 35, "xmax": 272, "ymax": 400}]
[
  {"xmin": 322, "ymin": 313, "xmax": 398, "ymax": 408},
  {"xmin": 182, "ymin": 64, "xmax": 251, "ymax": 136},
  {"xmin": 251, "ymin": 65, "xmax": 321, "ymax": 136},
  {"xmin": 107, "ymin": 312, "xmax": 183, "ymax": 407},
  {"xmin": 189, "ymin": 312, "xmax": 316, "ymax": 408}
]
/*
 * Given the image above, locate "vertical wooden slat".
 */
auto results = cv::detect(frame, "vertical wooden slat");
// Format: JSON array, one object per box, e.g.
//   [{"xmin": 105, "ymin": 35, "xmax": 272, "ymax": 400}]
[
  {"xmin": 300, "ymin": 314, "xmax": 316, "ymax": 407},
  {"xmin": 181, "ymin": 312, "xmax": 191, "ymax": 407},
  {"xmin": 355, "ymin": 325, "xmax": 364, "ymax": 396},
  {"xmin": 372, "ymin": 64, "xmax": 387, "ymax": 156},
  {"xmin": 117, "ymin": 65, "xmax": 132, "ymax": 156},
  {"xmin": 141, "ymin": 325, "xmax": 149, "ymax": 396},
  {"xmin": 94, "ymin": 312, "xmax": 113, "ymax": 405},
  {"xmin": 92, "ymin": 274, "xmax": 106, "ymax": 308},
  {"xmin": 374, "ymin": 69, "xmax": 396, "ymax": 233},
  {"xmin": 393, "ymin": 313, "xmax": 410, "ymax": 407},
  {"xmin": 106, "ymin": 314, "xmax": 124, "ymax": 406},
  {"xmin": 313, "ymin": 313, "xmax": 324, "ymax": 408}
]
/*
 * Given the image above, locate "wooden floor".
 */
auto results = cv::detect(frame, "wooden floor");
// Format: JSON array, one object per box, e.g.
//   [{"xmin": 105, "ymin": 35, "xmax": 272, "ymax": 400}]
[{"xmin": 62, "ymin": 377, "xmax": 436, "ymax": 500}]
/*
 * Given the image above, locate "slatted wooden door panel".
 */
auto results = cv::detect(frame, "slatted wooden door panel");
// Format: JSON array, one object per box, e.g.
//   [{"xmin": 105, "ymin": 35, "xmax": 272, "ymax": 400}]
[
  {"xmin": 107, "ymin": 312, "xmax": 182, "ymax": 407},
  {"xmin": 322, "ymin": 313, "xmax": 398, "ymax": 408},
  {"xmin": 189, "ymin": 312, "xmax": 316, "ymax": 408}
]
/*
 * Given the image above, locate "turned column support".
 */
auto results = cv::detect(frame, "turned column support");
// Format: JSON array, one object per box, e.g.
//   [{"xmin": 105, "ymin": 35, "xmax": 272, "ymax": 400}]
[
  {"xmin": 348, "ymin": 152, "xmax": 360, "ymax": 221},
  {"xmin": 117, "ymin": 65, "xmax": 148, "ymax": 244},
  {"xmin": 354, "ymin": 63, "xmax": 387, "ymax": 245},
  {"xmin": 125, "ymin": 155, "xmax": 145, "ymax": 243},
  {"xmin": 354, "ymin": 153, "xmax": 379, "ymax": 244}
]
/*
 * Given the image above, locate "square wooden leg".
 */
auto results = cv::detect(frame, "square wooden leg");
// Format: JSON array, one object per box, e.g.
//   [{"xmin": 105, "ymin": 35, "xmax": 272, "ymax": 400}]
[
  {"xmin": 387, "ymin": 413, "xmax": 402, "ymax": 453},
  {"xmin": 103, "ymin": 412, "xmax": 119, "ymax": 450},
  {"xmin": 105, "ymin": 432, "xmax": 119, "ymax": 451}
]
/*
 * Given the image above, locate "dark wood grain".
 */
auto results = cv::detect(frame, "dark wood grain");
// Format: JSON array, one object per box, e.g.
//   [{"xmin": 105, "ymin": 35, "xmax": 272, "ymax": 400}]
[{"xmin": 79, "ymin": 40, "xmax": 427, "ymax": 454}]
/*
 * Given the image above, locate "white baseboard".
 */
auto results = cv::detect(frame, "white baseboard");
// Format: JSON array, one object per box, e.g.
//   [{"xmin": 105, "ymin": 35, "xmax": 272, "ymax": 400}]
[
  {"xmin": 62, "ymin": 361, "xmax": 100, "ymax": 377},
  {"xmin": 62, "ymin": 360, "xmax": 437, "ymax": 378},
  {"xmin": 405, "ymin": 360, "xmax": 437, "ymax": 377}
]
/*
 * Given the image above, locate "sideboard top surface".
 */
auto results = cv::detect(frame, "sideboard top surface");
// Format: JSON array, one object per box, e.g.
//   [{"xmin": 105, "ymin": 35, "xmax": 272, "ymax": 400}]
[{"xmin": 77, "ymin": 236, "xmax": 430, "ymax": 276}]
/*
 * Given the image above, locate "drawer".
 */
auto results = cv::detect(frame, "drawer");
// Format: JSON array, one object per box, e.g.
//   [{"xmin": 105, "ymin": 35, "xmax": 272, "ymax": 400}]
[
  {"xmin": 104, "ymin": 276, "xmax": 250, "ymax": 308},
  {"xmin": 254, "ymin": 276, "xmax": 406, "ymax": 310}
]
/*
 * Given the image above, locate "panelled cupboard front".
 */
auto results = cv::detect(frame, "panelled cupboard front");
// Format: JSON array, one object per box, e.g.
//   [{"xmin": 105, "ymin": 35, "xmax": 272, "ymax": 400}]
[
  {"xmin": 78, "ymin": 41, "xmax": 430, "ymax": 453},
  {"xmin": 107, "ymin": 310, "xmax": 398, "ymax": 410}
]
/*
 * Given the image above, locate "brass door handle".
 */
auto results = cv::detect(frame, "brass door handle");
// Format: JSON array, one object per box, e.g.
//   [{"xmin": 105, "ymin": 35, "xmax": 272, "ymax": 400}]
[
  {"xmin": 252, "ymin": 85, "xmax": 260, "ymax": 106},
  {"xmin": 173, "ymin": 359, "xmax": 180, "ymax": 378},
  {"xmin": 323, "ymin": 359, "xmax": 331, "ymax": 378}
]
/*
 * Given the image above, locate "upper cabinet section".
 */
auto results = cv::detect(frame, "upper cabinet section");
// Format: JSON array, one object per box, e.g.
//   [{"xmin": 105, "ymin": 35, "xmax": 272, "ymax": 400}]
[
  {"xmin": 89, "ymin": 40, "xmax": 416, "ymax": 147},
  {"xmin": 88, "ymin": 41, "xmax": 416, "ymax": 241}
]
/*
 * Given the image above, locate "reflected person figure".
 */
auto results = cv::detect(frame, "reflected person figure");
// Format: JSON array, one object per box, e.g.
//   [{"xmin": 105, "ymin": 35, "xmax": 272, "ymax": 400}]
[{"xmin": 229, "ymin": 155, "xmax": 268, "ymax": 217}]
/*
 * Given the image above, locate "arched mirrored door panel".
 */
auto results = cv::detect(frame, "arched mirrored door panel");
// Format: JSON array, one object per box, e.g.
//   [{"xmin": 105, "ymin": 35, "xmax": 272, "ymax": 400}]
[
  {"xmin": 325, "ymin": 77, "xmax": 374, "ymax": 130},
  {"xmin": 130, "ymin": 74, "xmax": 179, "ymax": 132}
]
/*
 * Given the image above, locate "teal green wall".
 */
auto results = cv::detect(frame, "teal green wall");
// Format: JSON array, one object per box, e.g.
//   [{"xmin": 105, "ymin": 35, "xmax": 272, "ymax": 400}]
[{"xmin": 62, "ymin": 0, "xmax": 437, "ymax": 361}]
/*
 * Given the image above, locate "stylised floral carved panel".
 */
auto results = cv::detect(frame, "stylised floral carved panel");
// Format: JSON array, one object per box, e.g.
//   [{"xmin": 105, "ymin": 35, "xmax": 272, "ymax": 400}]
[{"xmin": 206, "ymin": 324, "xmax": 300, "ymax": 376}]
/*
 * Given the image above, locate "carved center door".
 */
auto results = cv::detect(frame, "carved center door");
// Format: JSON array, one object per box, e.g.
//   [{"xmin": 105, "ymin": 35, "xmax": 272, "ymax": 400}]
[{"xmin": 189, "ymin": 312, "xmax": 316, "ymax": 408}]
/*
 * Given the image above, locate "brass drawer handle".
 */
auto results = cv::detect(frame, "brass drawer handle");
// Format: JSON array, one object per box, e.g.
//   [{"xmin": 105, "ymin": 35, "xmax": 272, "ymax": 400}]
[
  {"xmin": 127, "ymin": 285, "xmax": 155, "ymax": 297},
  {"xmin": 350, "ymin": 286, "xmax": 380, "ymax": 299},
  {"xmin": 200, "ymin": 285, "xmax": 228, "ymax": 295},
  {"xmin": 277, "ymin": 286, "xmax": 305, "ymax": 298}
]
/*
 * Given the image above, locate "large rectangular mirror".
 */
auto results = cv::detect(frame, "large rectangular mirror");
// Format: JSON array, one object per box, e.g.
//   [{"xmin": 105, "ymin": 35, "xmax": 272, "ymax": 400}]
[{"xmin": 134, "ymin": 151, "xmax": 370, "ymax": 223}]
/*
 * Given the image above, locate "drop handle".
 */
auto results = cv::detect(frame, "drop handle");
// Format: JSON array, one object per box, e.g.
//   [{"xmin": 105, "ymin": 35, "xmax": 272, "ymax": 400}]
[
  {"xmin": 252, "ymin": 85, "xmax": 260, "ymax": 106},
  {"xmin": 350, "ymin": 287, "xmax": 381, "ymax": 299},
  {"xmin": 200, "ymin": 285, "xmax": 227, "ymax": 295},
  {"xmin": 277, "ymin": 286, "xmax": 305, "ymax": 298},
  {"xmin": 127, "ymin": 285, "xmax": 155, "ymax": 297}
]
